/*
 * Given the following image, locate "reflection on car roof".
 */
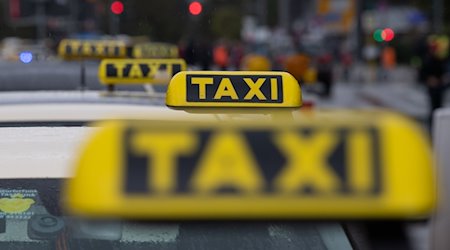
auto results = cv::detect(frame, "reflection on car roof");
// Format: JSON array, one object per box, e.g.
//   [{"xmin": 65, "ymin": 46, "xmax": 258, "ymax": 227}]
[{"xmin": 0, "ymin": 90, "xmax": 166, "ymax": 106}]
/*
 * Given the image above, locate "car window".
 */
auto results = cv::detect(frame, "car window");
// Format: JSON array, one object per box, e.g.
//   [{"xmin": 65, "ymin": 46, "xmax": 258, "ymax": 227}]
[{"xmin": 0, "ymin": 180, "xmax": 352, "ymax": 250}]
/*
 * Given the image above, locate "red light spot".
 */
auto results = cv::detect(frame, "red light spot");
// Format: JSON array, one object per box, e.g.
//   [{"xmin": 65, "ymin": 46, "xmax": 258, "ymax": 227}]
[
  {"xmin": 301, "ymin": 101, "xmax": 315, "ymax": 109},
  {"xmin": 189, "ymin": 1, "xmax": 202, "ymax": 15},
  {"xmin": 381, "ymin": 28, "xmax": 395, "ymax": 42},
  {"xmin": 111, "ymin": 1, "xmax": 124, "ymax": 15}
]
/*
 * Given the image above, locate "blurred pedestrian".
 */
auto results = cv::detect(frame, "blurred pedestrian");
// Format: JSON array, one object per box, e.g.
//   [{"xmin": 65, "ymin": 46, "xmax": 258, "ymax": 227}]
[
  {"xmin": 380, "ymin": 46, "xmax": 396, "ymax": 81},
  {"xmin": 213, "ymin": 42, "xmax": 230, "ymax": 70},
  {"xmin": 230, "ymin": 41, "xmax": 245, "ymax": 70},
  {"xmin": 184, "ymin": 40, "xmax": 197, "ymax": 66},
  {"xmin": 317, "ymin": 53, "xmax": 334, "ymax": 98},
  {"xmin": 197, "ymin": 38, "xmax": 213, "ymax": 70},
  {"xmin": 422, "ymin": 41, "xmax": 448, "ymax": 127}
]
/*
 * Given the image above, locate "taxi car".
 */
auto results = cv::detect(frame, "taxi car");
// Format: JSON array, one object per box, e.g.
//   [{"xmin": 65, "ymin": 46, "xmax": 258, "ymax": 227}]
[
  {"xmin": 0, "ymin": 90, "xmax": 216, "ymax": 249},
  {"xmin": 0, "ymin": 47, "xmax": 436, "ymax": 250}
]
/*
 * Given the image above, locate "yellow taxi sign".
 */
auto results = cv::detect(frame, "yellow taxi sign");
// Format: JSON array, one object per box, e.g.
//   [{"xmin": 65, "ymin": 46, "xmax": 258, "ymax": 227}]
[
  {"xmin": 166, "ymin": 71, "xmax": 302, "ymax": 109},
  {"xmin": 98, "ymin": 59, "xmax": 187, "ymax": 84},
  {"xmin": 65, "ymin": 112, "xmax": 435, "ymax": 220},
  {"xmin": 58, "ymin": 39, "xmax": 127, "ymax": 59},
  {"xmin": 132, "ymin": 42, "xmax": 179, "ymax": 58}
]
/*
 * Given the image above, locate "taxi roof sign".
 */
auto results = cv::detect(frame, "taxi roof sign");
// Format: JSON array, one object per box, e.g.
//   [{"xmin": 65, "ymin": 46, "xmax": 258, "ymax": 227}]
[
  {"xmin": 65, "ymin": 112, "xmax": 435, "ymax": 220},
  {"xmin": 166, "ymin": 71, "xmax": 302, "ymax": 109},
  {"xmin": 132, "ymin": 42, "xmax": 179, "ymax": 59},
  {"xmin": 58, "ymin": 39, "xmax": 127, "ymax": 60},
  {"xmin": 98, "ymin": 59, "xmax": 187, "ymax": 84}
]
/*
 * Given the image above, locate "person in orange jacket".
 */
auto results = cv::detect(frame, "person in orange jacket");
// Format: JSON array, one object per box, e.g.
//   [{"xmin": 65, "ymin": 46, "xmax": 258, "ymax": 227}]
[{"xmin": 213, "ymin": 43, "xmax": 230, "ymax": 70}]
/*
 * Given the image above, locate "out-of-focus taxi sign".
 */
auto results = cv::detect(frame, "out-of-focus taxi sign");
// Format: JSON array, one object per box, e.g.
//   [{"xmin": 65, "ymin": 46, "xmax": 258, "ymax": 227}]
[
  {"xmin": 98, "ymin": 59, "xmax": 187, "ymax": 84},
  {"xmin": 166, "ymin": 71, "xmax": 302, "ymax": 109},
  {"xmin": 58, "ymin": 39, "xmax": 127, "ymax": 59},
  {"xmin": 133, "ymin": 43, "xmax": 179, "ymax": 59},
  {"xmin": 65, "ymin": 112, "xmax": 435, "ymax": 220}
]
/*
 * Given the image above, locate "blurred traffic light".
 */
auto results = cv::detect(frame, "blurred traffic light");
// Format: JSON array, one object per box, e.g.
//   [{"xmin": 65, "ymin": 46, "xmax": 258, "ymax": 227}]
[
  {"xmin": 373, "ymin": 29, "xmax": 384, "ymax": 42},
  {"xmin": 189, "ymin": 1, "xmax": 203, "ymax": 16},
  {"xmin": 111, "ymin": 1, "xmax": 124, "ymax": 15},
  {"xmin": 373, "ymin": 28, "xmax": 395, "ymax": 42},
  {"xmin": 382, "ymin": 28, "xmax": 395, "ymax": 42}
]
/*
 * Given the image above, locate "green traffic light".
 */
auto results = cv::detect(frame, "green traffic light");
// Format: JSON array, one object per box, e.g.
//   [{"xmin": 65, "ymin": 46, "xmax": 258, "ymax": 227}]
[{"xmin": 373, "ymin": 29, "xmax": 383, "ymax": 42}]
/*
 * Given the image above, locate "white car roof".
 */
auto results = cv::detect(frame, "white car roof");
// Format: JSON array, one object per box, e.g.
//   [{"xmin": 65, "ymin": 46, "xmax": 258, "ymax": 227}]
[
  {"xmin": 0, "ymin": 126, "xmax": 93, "ymax": 178},
  {"xmin": 0, "ymin": 103, "xmax": 206, "ymax": 123},
  {"xmin": 0, "ymin": 92, "xmax": 215, "ymax": 179},
  {"xmin": 0, "ymin": 90, "xmax": 165, "ymax": 106}
]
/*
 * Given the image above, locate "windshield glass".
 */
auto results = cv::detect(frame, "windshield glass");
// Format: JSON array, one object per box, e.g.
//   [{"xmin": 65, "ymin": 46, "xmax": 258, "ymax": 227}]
[{"xmin": 0, "ymin": 180, "xmax": 352, "ymax": 250}]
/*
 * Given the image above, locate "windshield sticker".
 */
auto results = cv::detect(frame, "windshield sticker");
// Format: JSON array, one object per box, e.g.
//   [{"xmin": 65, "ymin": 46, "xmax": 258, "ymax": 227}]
[{"xmin": 0, "ymin": 189, "xmax": 37, "ymax": 220}]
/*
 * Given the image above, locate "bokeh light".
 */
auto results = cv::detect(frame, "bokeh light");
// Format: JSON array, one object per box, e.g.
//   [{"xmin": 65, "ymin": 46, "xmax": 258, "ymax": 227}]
[
  {"xmin": 189, "ymin": 1, "xmax": 203, "ymax": 15},
  {"xmin": 382, "ymin": 28, "xmax": 395, "ymax": 42},
  {"xmin": 373, "ymin": 29, "xmax": 384, "ymax": 42},
  {"xmin": 19, "ymin": 52, "xmax": 33, "ymax": 64},
  {"xmin": 111, "ymin": 1, "xmax": 124, "ymax": 15}
]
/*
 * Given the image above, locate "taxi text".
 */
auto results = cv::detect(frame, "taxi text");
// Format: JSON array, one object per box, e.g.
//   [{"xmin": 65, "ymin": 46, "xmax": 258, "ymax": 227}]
[
  {"xmin": 133, "ymin": 44, "xmax": 179, "ymax": 58},
  {"xmin": 105, "ymin": 61, "xmax": 183, "ymax": 80},
  {"xmin": 62, "ymin": 40, "xmax": 126, "ymax": 58},
  {"xmin": 124, "ymin": 128, "xmax": 380, "ymax": 196},
  {"xmin": 186, "ymin": 75, "xmax": 283, "ymax": 103}
]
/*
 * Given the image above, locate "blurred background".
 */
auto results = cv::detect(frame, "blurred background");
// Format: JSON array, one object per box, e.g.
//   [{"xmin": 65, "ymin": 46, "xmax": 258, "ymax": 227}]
[
  {"xmin": 0, "ymin": 2, "xmax": 442, "ymax": 248},
  {"xmin": 0, "ymin": 0, "xmax": 448, "ymax": 127}
]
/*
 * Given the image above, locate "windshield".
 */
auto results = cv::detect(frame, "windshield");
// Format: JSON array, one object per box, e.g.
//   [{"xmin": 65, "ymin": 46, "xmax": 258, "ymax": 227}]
[{"xmin": 0, "ymin": 179, "xmax": 352, "ymax": 250}]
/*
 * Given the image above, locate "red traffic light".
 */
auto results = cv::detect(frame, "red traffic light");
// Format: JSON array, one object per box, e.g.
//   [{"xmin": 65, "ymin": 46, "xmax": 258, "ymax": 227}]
[
  {"xmin": 381, "ymin": 28, "xmax": 395, "ymax": 42},
  {"xmin": 189, "ymin": 1, "xmax": 203, "ymax": 15},
  {"xmin": 111, "ymin": 1, "xmax": 124, "ymax": 15},
  {"xmin": 373, "ymin": 28, "xmax": 395, "ymax": 42}
]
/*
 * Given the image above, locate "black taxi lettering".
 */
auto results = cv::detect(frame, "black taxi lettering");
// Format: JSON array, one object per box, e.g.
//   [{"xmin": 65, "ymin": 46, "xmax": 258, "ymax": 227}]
[
  {"xmin": 124, "ymin": 128, "xmax": 380, "ymax": 196},
  {"xmin": 64, "ymin": 41, "xmax": 123, "ymax": 57},
  {"xmin": 138, "ymin": 46, "xmax": 178, "ymax": 58},
  {"xmin": 105, "ymin": 62, "xmax": 182, "ymax": 79},
  {"xmin": 186, "ymin": 75, "xmax": 283, "ymax": 103}
]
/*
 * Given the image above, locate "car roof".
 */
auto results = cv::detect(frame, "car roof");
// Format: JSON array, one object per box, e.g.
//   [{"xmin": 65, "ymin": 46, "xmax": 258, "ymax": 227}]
[
  {"xmin": 0, "ymin": 126, "xmax": 92, "ymax": 178},
  {"xmin": 0, "ymin": 103, "xmax": 209, "ymax": 123},
  {"xmin": 0, "ymin": 90, "xmax": 165, "ymax": 106},
  {"xmin": 0, "ymin": 91, "xmax": 215, "ymax": 179},
  {"xmin": 0, "ymin": 90, "xmax": 212, "ymax": 123}
]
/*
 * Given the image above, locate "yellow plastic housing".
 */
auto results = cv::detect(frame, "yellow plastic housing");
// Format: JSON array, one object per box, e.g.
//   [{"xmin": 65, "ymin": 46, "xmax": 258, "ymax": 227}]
[
  {"xmin": 166, "ymin": 71, "xmax": 302, "ymax": 109},
  {"xmin": 65, "ymin": 111, "xmax": 435, "ymax": 220},
  {"xmin": 98, "ymin": 59, "xmax": 187, "ymax": 84},
  {"xmin": 58, "ymin": 39, "xmax": 127, "ymax": 60}
]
